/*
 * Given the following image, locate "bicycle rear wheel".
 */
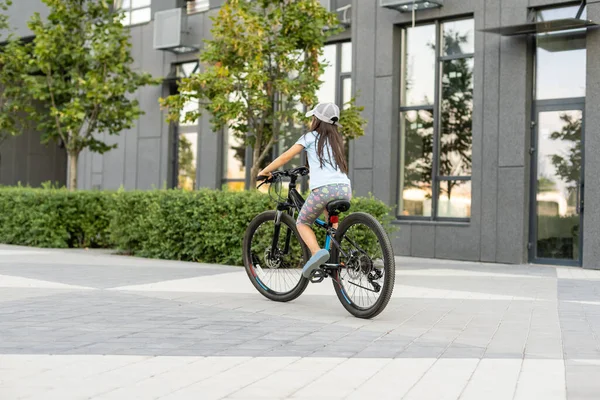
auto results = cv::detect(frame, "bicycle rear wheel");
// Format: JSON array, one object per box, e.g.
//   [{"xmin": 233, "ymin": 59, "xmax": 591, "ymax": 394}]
[
  {"xmin": 330, "ymin": 212, "xmax": 395, "ymax": 319},
  {"xmin": 243, "ymin": 211, "xmax": 310, "ymax": 302}
]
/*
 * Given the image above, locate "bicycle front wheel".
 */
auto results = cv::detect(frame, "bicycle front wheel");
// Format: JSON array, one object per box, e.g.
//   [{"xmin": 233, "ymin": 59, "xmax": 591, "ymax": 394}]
[
  {"xmin": 331, "ymin": 212, "xmax": 395, "ymax": 319},
  {"xmin": 243, "ymin": 211, "xmax": 310, "ymax": 302}
]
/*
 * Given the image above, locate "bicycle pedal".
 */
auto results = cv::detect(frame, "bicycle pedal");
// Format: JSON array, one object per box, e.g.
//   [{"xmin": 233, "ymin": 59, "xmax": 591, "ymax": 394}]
[{"xmin": 309, "ymin": 269, "xmax": 326, "ymax": 283}]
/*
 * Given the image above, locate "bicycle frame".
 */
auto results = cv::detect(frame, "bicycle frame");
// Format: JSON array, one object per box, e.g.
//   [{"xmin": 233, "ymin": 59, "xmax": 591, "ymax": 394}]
[{"xmin": 270, "ymin": 174, "xmax": 346, "ymax": 269}]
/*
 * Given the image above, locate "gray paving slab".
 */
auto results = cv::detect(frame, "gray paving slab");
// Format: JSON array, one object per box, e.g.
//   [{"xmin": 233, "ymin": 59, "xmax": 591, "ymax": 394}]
[{"xmin": 1, "ymin": 246, "xmax": 600, "ymax": 399}]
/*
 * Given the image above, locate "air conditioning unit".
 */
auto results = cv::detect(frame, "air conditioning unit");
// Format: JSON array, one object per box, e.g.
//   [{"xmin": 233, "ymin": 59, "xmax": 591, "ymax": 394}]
[
  {"xmin": 380, "ymin": 0, "xmax": 444, "ymax": 12},
  {"xmin": 153, "ymin": 8, "xmax": 198, "ymax": 54}
]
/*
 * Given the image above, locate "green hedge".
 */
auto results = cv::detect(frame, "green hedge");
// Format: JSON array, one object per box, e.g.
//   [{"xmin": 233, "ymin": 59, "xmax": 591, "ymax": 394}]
[
  {"xmin": 0, "ymin": 187, "xmax": 393, "ymax": 265},
  {"xmin": 0, "ymin": 186, "xmax": 112, "ymax": 248}
]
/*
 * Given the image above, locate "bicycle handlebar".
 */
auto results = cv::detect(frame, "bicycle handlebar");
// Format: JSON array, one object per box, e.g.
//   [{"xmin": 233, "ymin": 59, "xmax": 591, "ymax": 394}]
[{"xmin": 256, "ymin": 167, "xmax": 309, "ymax": 188}]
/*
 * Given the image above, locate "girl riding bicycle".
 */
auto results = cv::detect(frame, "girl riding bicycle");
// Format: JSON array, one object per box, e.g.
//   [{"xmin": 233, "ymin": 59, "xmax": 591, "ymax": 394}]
[{"xmin": 258, "ymin": 102, "xmax": 351, "ymax": 279}]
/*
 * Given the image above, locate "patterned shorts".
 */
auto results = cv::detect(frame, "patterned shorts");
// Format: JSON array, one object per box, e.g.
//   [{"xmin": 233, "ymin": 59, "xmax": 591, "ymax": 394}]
[{"xmin": 297, "ymin": 184, "xmax": 352, "ymax": 226}]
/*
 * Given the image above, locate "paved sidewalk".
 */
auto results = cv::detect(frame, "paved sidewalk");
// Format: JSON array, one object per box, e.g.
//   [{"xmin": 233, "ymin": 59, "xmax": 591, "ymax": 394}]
[{"xmin": 0, "ymin": 244, "xmax": 599, "ymax": 399}]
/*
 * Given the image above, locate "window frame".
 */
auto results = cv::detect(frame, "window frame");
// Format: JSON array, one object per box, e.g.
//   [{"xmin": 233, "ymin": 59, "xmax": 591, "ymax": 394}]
[
  {"xmin": 120, "ymin": 0, "xmax": 152, "ymax": 27},
  {"xmin": 170, "ymin": 61, "xmax": 201, "ymax": 190},
  {"xmin": 398, "ymin": 16, "xmax": 474, "ymax": 222},
  {"xmin": 187, "ymin": 0, "xmax": 210, "ymax": 15}
]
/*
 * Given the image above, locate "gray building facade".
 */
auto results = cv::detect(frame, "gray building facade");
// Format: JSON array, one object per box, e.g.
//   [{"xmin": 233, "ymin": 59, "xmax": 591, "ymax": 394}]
[{"xmin": 1, "ymin": 0, "xmax": 598, "ymax": 269}]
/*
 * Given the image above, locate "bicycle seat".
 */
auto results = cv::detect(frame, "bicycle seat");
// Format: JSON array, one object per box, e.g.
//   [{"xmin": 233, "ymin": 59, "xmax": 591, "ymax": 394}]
[{"xmin": 326, "ymin": 200, "xmax": 351, "ymax": 216}]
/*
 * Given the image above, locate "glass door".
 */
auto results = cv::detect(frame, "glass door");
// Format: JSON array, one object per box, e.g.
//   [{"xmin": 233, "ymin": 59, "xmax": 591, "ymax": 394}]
[
  {"xmin": 531, "ymin": 106, "xmax": 584, "ymax": 264},
  {"xmin": 530, "ymin": 4, "xmax": 587, "ymax": 265}
]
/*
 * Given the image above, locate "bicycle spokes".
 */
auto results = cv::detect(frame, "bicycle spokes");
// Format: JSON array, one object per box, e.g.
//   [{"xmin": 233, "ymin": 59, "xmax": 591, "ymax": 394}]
[
  {"xmin": 337, "ymin": 223, "xmax": 387, "ymax": 308},
  {"xmin": 249, "ymin": 218, "xmax": 305, "ymax": 294}
]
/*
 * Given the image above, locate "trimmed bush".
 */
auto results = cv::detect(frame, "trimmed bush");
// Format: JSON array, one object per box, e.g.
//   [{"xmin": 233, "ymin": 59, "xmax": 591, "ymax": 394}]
[
  {"xmin": 0, "ymin": 186, "xmax": 112, "ymax": 248},
  {"xmin": 0, "ymin": 186, "xmax": 394, "ymax": 265}
]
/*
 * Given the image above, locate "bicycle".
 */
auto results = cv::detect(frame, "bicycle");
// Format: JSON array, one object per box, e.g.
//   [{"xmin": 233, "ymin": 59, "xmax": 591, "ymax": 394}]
[{"xmin": 242, "ymin": 166, "xmax": 395, "ymax": 319}]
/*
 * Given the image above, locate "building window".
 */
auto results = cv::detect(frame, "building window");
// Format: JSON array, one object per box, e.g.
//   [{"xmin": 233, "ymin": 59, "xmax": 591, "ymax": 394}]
[
  {"xmin": 119, "ymin": 0, "xmax": 152, "ymax": 26},
  {"xmin": 222, "ymin": 127, "xmax": 246, "ymax": 191},
  {"xmin": 398, "ymin": 18, "xmax": 474, "ymax": 220},
  {"xmin": 187, "ymin": 0, "xmax": 210, "ymax": 14},
  {"xmin": 171, "ymin": 62, "xmax": 200, "ymax": 191},
  {"xmin": 319, "ymin": 0, "xmax": 352, "ymax": 25},
  {"xmin": 317, "ymin": 41, "xmax": 352, "ymax": 110}
]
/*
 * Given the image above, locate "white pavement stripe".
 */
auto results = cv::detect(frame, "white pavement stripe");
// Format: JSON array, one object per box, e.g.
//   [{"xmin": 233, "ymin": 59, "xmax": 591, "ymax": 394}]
[
  {"xmin": 227, "ymin": 357, "xmax": 345, "ymax": 399},
  {"xmin": 459, "ymin": 359, "xmax": 522, "ymax": 400},
  {"xmin": 90, "ymin": 357, "xmax": 250, "ymax": 400},
  {"xmin": 288, "ymin": 358, "xmax": 390, "ymax": 399},
  {"xmin": 0, "ymin": 274, "xmax": 95, "ymax": 290},
  {"xmin": 158, "ymin": 356, "xmax": 299, "ymax": 400},
  {"xmin": 396, "ymin": 284, "xmax": 537, "ymax": 301},
  {"xmin": 570, "ymin": 359, "xmax": 600, "ymax": 366},
  {"xmin": 564, "ymin": 300, "xmax": 600, "ymax": 306},
  {"xmin": 347, "ymin": 358, "xmax": 436, "ymax": 400},
  {"xmin": 402, "ymin": 359, "xmax": 479, "ymax": 400},
  {"xmin": 397, "ymin": 269, "xmax": 542, "ymax": 279},
  {"xmin": 109, "ymin": 272, "xmax": 538, "ymax": 301},
  {"xmin": 0, "ymin": 355, "xmax": 582, "ymax": 400},
  {"xmin": 513, "ymin": 359, "xmax": 566, "ymax": 400},
  {"xmin": 0, "ymin": 250, "xmax": 51, "ymax": 256},
  {"xmin": 557, "ymin": 268, "xmax": 600, "ymax": 280}
]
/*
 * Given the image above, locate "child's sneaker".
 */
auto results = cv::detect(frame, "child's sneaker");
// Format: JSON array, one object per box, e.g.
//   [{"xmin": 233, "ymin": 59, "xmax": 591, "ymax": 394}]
[{"xmin": 302, "ymin": 249, "xmax": 330, "ymax": 278}]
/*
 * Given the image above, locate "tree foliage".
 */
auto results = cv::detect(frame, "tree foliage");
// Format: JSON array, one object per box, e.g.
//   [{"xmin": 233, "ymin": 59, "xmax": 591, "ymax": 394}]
[
  {"xmin": 549, "ymin": 113, "xmax": 581, "ymax": 190},
  {"xmin": 161, "ymin": 0, "xmax": 366, "ymax": 188},
  {"xmin": 0, "ymin": 0, "xmax": 160, "ymax": 190},
  {"xmin": 0, "ymin": 0, "xmax": 32, "ymax": 148}
]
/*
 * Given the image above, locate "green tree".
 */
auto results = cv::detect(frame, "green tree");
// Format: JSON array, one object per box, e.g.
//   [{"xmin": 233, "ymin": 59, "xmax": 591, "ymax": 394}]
[
  {"xmin": 0, "ymin": 0, "xmax": 32, "ymax": 149},
  {"xmin": 0, "ymin": 0, "xmax": 159, "ymax": 190},
  {"xmin": 161, "ymin": 0, "xmax": 365, "ymax": 189}
]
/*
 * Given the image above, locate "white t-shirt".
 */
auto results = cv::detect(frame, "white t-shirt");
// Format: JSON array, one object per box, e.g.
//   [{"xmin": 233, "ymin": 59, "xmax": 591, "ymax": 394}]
[{"xmin": 296, "ymin": 131, "xmax": 351, "ymax": 191}]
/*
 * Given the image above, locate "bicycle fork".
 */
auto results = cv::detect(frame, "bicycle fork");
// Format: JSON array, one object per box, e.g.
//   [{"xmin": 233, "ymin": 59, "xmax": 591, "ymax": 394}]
[{"xmin": 270, "ymin": 210, "xmax": 294, "ymax": 256}]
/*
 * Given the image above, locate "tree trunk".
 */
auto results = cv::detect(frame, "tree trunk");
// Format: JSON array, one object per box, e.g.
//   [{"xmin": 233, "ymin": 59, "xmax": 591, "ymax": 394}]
[
  {"xmin": 250, "ymin": 133, "xmax": 262, "ymax": 190},
  {"xmin": 250, "ymin": 163, "xmax": 260, "ymax": 189},
  {"xmin": 67, "ymin": 151, "xmax": 79, "ymax": 191}
]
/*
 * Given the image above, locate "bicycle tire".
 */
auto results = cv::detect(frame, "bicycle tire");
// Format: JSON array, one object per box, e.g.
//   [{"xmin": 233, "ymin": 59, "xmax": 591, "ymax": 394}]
[
  {"xmin": 243, "ymin": 211, "xmax": 310, "ymax": 302},
  {"xmin": 330, "ymin": 212, "xmax": 395, "ymax": 319}
]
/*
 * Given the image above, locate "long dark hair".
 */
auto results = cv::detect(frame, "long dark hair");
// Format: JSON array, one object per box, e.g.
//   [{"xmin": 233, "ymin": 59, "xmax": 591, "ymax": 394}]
[{"xmin": 309, "ymin": 117, "xmax": 348, "ymax": 174}]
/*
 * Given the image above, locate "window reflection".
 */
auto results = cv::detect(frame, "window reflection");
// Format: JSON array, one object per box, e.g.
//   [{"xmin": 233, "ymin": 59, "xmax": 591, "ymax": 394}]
[
  {"xmin": 317, "ymin": 44, "xmax": 337, "ymax": 105},
  {"xmin": 438, "ymin": 180, "xmax": 471, "ymax": 218},
  {"xmin": 536, "ymin": 110, "xmax": 582, "ymax": 260},
  {"xmin": 279, "ymin": 100, "xmax": 304, "ymax": 170},
  {"xmin": 341, "ymin": 42, "xmax": 352, "ymax": 73},
  {"xmin": 536, "ymin": 34, "xmax": 586, "ymax": 100},
  {"xmin": 399, "ymin": 19, "xmax": 473, "ymax": 220},
  {"xmin": 222, "ymin": 127, "xmax": 246, "ymax": 190},
  {"xmin": 403, "ymin": 24, "xmax": 436, "ymax": 106},
  {"xmin": 179, "ymin": 95, "xmax": 199, "ymax": 126},
  {"xmin": 440, "ymin": 58, "xmax": 473, "ymax": 176},
  {"xmin": 536, "ymin": 5, "xmax": 587, "ymax": 101},
  {"xmin": 537, "ymin": 5, "xmax": 585, "ymax": 22},
  {"xmin": 119, "ymin": 0, "xmax": 151, "ymax": 26},
  {"xmin": 400, "ymin": 110, "xmax": 433, "ymax": 217},
  {"xmin": 178, "ymin": 133, "xmax": 197, "ymax": 191},
  {"xmin": 442, "ymin": 19, "xmax": 475, "ymax": 56},
  {"xmin": 342, "ymin": 78, "xmax": 352, "ymax": 108}
]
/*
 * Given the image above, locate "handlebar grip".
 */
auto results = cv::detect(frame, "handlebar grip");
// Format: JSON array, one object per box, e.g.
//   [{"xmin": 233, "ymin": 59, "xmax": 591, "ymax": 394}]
[{"xmin": 257, "ymin": 175, "xmax": 269, "ymax": 182}]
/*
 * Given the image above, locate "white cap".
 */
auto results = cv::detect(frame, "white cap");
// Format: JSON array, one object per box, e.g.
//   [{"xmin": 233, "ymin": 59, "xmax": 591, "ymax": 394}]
[{"xmin": 306, "ymin": 102, "xmax": 342, "ymax": 127}]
